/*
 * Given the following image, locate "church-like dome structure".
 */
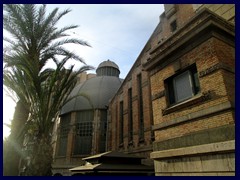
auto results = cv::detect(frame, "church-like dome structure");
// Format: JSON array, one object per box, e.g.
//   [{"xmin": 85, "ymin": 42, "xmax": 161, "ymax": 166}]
[
  {"xmin": 57, "ymin": 60, "xmax": 122, "ymax": 158},
  {"xmin": 60, "ymin": 60, "xmax": 122, "ymax": 114}
]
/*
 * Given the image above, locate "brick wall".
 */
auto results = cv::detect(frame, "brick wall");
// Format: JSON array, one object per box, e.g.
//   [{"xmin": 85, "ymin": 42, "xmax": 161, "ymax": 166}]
[
  {"xmin": 107, "ymin": 65, "xmax": 154, "ymax": 158},
  {"xmin": 107, "ymin": 4, "xmax": 235, "ymax": 161},
  {"xmin": 152, "ymin": 5, "xmax": 196, "ymax": 48},
  {"xmin": 146, "ymin": 6, "xmax": 235, "ymax": 175},
  {"xmin": 150, "ymin": 35, "xmax": 234, "ymax": 143},
  {"xmin": 150, "ymin": 4, "xmax": 235, "ymax": 55}
]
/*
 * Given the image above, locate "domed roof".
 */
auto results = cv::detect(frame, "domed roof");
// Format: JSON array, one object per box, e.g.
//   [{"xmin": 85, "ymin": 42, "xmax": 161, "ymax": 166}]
[
  {"xmin": 97, "ymin": 60, "xmax": 119, "ymax": 70},
  {"xmin": 60, "ymin": 76, "xmax": 123, "ymax": 115},
  {"xmin": 96, "ymin": 60, "xmax": 120, "ymax": 77}
]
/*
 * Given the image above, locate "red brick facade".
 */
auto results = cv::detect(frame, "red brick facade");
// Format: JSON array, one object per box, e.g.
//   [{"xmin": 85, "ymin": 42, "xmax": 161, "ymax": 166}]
[
  {"xmin": 144, "ymin": 5, "xmax": 235, "ymax": 175},
  {"xmin": 149, "ymin": 36, "xmax": 235, "ymax": 141},
  {"xmin": 52, "ymin": 4, "xmax": 235, "ymax": 175},
  {"xmin": 107, "ymin": 66, "xmax": 154, "ymax": 161},
  {"xmin": 108, "ymin": 4, "xmax": 235, "ymax": 175}
]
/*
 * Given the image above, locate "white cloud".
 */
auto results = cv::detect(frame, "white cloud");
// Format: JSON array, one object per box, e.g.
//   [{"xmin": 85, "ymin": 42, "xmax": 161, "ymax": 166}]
[
  {"xmin": 3, "ymin": 4, "xmax": 165, "ymax": 138},
  {"xmin": 46, "ymin": 4, "xmax": 164, "ymax": 78}
]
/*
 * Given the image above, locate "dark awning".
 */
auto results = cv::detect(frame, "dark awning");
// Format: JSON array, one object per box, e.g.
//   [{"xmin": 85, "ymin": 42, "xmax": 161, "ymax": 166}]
[
  {"xmin": 70, "ymin": 162, "xmax": 153, "ymax": 172},
  {"xmin": 69, "ymin": 151, "xmax": 154, "ymax": 175}
]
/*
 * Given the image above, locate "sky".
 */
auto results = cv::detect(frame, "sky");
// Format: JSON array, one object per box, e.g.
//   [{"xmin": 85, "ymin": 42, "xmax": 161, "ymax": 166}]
[
  {"xmin": 45, "ymin": 4, "xmax": 164, "ymax": 78},
  {"xmin": 3, "ymin": 4, "xmax": 165, "ymax": 139}
]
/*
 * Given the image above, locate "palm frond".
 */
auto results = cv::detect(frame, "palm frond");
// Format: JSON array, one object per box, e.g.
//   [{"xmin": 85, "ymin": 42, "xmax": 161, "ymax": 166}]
[{"xmin": 3, "ymin": 4, "xmax": 94, "ymax": 175}]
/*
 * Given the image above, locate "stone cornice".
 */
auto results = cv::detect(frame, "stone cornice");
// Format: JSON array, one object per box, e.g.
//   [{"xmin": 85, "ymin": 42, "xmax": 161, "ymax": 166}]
[
  {"xmin": 143, "ymin": 8, "xmax": 235, "ymax": 72},
  {"xmin": 150, "ymin": 140, "xmax": 235, "ymax": 160}
]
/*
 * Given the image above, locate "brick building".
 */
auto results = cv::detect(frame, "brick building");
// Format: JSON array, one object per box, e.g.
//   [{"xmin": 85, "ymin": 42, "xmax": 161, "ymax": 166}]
[
  {"xmin": 51, "ymin": 4, "xmax": 235, "ymax": 176},
  {"xmin": 52, "ymin": 60, "xmax": 123, "ymax": 176},
  {"xmin": 106, "ymin": 20, "xmax": 156, "ymax": 165},
  {"xmin": 143, "ymin": 5, "xmax": 235, "ymax": 175},
  {"xmin": 107, "ymin": 4, "xmax": 235, "ymax": 175}
]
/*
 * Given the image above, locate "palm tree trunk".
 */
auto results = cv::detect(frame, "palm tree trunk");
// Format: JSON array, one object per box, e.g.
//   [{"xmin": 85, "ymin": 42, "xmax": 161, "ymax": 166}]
[
  {"xmin": 4, "ymin": 100, "xmax": 29, "ymax": 176},
  {"xmin": 24, "ymin": 134, "xmax": 53, "ymax": 176}
]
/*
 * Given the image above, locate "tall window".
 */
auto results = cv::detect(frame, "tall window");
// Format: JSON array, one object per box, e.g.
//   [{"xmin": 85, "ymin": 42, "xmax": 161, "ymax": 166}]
[
  {"xmin": 137, "ymin": 74, "xmax": 144, "ymax": 141},
  {"xmin": 119, "ymin": 101, "xmax": 124, "ymax": 145},
  {"xmin": 73, "ymin": 110, "xmax": 93, "ymax": 155},
  {"xmin": 166, "ymin": 64, "xmax": 200, "ymax": 105},
  {"xmin": 99, "ymin": 110, "xmax": 107, "ymax": 153},
  {"xmin": 57, "ymin": 114, "xmax": 71, "ymax": 156},
  {"xmin": 128, "ymin": 88, "xmax": 133, "ymax": 142}
]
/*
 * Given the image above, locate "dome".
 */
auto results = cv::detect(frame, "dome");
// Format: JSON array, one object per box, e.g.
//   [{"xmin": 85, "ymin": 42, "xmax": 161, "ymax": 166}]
[
  {"xmin": 60, "ymin": 60, "xmax": 122, "ymax": 115},
  {"xmin": 96, "ymin": 60, "xmax": 120, "ymax": 77},
  {"xmin": 60, "ymin": 76, "xmax": 123, "ymax": 115},
  {"xmin": 97, "ymin": 60, "xmax": 119, "ymax": 70}
]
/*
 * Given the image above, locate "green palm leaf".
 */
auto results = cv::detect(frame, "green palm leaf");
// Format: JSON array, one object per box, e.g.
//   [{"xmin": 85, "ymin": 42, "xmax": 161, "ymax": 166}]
[{"xmin": 3, "ymin": 4, "xmax": 94, "ymax": 176}]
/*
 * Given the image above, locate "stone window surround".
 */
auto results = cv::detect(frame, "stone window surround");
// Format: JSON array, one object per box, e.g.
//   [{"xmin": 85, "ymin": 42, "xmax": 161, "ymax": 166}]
[
  {"xmin": 162, "ymin": 91, "xmax": 210, "ymax": 115},
  {"xmin": 164, "ymin": 64, "xmax": 200, "ymax": 106},
  {"xmin": 151, "ymin": 61, "xmax": 234, "ymax": 117}
]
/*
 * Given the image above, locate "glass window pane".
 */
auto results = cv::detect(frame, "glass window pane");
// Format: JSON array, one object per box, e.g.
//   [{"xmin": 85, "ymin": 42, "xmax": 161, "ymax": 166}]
[
  {"xmin": 174, "ymin": 71, "xmax": 193, "ymax": 102},
  {"xmin": 74, "ymin": 111, "xmax": 93, "ymax": 155}
]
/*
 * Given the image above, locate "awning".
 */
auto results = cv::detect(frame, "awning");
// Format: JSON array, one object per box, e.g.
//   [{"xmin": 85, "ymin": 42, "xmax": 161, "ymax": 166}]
[{"xmin": 69, "ymin": 151, "xmax": 154, "ymax": 175}]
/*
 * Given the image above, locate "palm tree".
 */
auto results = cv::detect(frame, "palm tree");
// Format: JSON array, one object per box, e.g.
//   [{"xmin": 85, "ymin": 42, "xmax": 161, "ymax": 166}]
[{"xmin": 3, "ymin": 4, "xmax": 93, "ymax": 175}]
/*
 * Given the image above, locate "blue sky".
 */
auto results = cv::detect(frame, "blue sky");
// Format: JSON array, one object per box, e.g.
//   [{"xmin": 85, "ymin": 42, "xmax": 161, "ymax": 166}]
[
  {"xmin": 45, "ymin": 4, "xmax": 164, "ymax": 78},
  {"xmin": 3, "ymin": 4, "xmax": 164, "ymax": 138}
]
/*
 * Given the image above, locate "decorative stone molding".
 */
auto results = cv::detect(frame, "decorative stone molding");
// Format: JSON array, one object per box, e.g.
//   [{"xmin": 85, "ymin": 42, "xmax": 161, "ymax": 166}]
[
  {"xmin": 153, "ymin": 100, "xmax": 233, "ymax": 131},
  {"xmin": 123, "ymin": 109, "xmax": 128, "ymax": 115},
  {"xmin": 142, "ymin": 80, "xmax": 149, "ymax": 87},
  {"xmin": 150, "ymin": 140, "xmax": 235, "ymax": 159},
  {"xmin": 152, "ymin": 124, "xmax": 235, "ymax": 151},
  {"xmin": 162, "ymin": 91, "xmax": 211, "ymax": 115},
  {"xmin": 199, "ymin": 63, "xmax": 221, "ymax": 77},
  {"xmin": 132, "ymin": 95, "xmax": 138, "ymax": 102},
  {"xmin": 199, "ymin": 63, "xmax": 235, "ymax": 78},
  {"xmin": 144, "ymin": 127, "xmax": 152, "ymax": 132},
  {"xmin": 164, "ymin": 4, "xmax": 177, "ymax": 19},
  {"xmin": 151, "ymin": 140, "xmax": 235, "ymax": 175},
  {"xmin": 152, "ymin": 90, "xmax": 165, "ymax": 101},
  {"xmin": 143, "ymin": 8, "xmax": 235, "ymax": 72}
]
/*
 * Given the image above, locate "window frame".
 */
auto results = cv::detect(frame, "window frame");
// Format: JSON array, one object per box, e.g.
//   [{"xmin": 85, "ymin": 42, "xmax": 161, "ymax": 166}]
[
  {"xmin": 165, "ymin": 64, "xmax": 200, "ymax": 106},
  {"xmin": 73, "ymin": 110, "xmax": 94, "ymax": 155},
  {"xmin": 137, "ymin": 74, "xmax": 144, "ymax": 142},
  {"xmin": 119, "ymin": 101, "xmax": 124, "ymax": 146},
  {"xmin": 128, "ymin": 88, "xmax": 133, "ymax": 143}
]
